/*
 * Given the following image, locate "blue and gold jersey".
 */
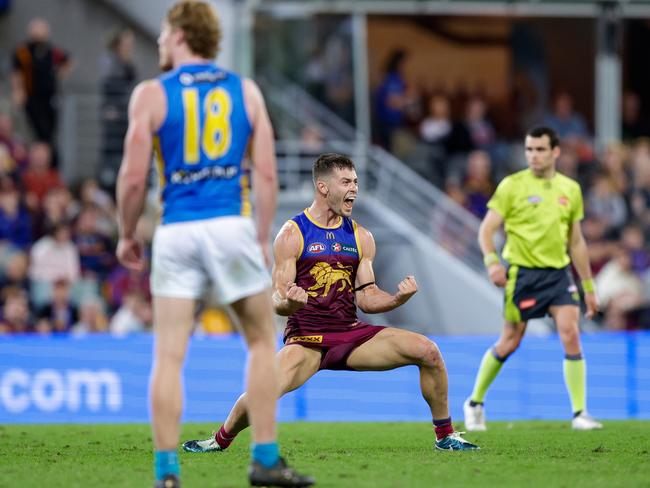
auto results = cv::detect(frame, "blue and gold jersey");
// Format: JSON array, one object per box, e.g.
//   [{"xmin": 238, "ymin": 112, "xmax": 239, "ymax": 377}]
[
  {"xmin": 286, "ymin": 209, "xmax": 363, "ymax": 333},
  {"xmin": 154, "ymin": 63, "xmax": 252, "ymax": 224}
]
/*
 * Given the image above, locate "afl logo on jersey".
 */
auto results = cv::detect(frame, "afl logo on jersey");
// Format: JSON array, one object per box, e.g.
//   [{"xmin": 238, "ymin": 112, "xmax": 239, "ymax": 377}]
[
  {"xmin": 332, "ymin": 242, "xmax": 342, "ymax": 252},
  {"xmin": 308, "ymin": 242, "xmax": 326, "ymax": 254}
]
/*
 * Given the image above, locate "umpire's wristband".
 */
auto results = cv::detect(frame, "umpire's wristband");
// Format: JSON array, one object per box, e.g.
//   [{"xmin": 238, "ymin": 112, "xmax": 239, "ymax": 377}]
[
  {"xmin": 581, "ymin": 278, "xmax": 595, "ymax": 293},
  {"xmin": 483, "ymin": 252, "xmax": 500, "ymax": 268}
]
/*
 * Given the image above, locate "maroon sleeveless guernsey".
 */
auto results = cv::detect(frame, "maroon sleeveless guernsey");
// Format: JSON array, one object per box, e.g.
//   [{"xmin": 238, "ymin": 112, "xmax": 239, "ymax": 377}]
[{"xmin": 284, "ymin": 210, "xmax": 361, "ymax": 339}]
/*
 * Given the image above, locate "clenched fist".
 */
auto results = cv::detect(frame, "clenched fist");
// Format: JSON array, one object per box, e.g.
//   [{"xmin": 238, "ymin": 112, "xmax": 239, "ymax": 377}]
[
  {"xmin": 285, "ymin": 281, "xmax": 308, "ymax": 312},
  {"xmin": 395, "ymin": 275, "xmax": 418, "ymax": 305}
]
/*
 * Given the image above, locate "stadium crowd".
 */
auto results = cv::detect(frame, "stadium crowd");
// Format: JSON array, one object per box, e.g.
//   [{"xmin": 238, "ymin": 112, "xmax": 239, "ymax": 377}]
[
  {"xmin": 1, "ymin": 16, "xmax": 650, "ymax": 334},
  {"xmin": 371, "ymin": 64, "xmax": 650, "ymax": 330}
]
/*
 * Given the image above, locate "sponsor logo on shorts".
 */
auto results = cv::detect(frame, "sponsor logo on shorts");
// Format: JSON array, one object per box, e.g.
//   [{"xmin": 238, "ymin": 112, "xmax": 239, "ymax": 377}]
[
  {"xmin": 332, "ymin": 242, "xmax": 342, "ymax": 252},
  {"xmin": 288, "ymin": 335, "xmax": 323, "ymax": 344},
  {"xmin": 519, "ymin": 298, "xmax": 537, "ymax": 309},
  {"xmin": 568, "ymin": 285, "xmax": 578, "ymax": 293},
  {"xmin": 308, "ymin": 242, "xmax": 326, "ymax": 254},
  {"xmin": 558, "ymin": 196, "xmax": 569, "ymax": 206},
  {"xmin": 528, "ymin": 195, "xmax": 542, "ymax": 204}
]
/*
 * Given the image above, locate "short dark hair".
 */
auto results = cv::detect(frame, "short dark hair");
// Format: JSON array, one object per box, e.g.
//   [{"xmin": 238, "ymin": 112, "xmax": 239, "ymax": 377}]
[
  {"xmin": 312, "ymin": 153, "xmax": 356, "ymax": 185},
  {"xmin": 526, "ymin": 126, "xmax": 560, "ymax": 148}
]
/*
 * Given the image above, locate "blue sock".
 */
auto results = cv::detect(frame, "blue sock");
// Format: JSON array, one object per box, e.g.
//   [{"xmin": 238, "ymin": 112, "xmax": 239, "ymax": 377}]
[
  {"xmin": 154, "ymin": 450, "xmax": 180, "ymax": 480},
  {"xmin": 252, "ymin": 442, "xmax": 280, "ymax": 468}
]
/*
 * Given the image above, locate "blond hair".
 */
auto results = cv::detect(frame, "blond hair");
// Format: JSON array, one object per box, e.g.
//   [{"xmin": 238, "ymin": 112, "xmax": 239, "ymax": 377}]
[{"xmin": 167, "ymin": 0, "xmax": 221, "ymax": 59}]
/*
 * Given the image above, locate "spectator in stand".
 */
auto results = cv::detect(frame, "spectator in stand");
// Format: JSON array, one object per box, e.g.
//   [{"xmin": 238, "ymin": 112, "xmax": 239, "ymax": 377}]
[
  {"xmin": 595, "ymin": 247, "xmax": 645, "ymax": 330},
  {"xmin": 109, "ymin": 290, "xmax": 152, "ymax": 335},
  {"xmin": 620, "ymin": 223, "xmax": 650, "ymax": 275},
  {"xmin": 464, "ymin": 96, "xmax": 497, "ymax": 151},
  {"xmin": 105, "ymin": 262, "xmax": 150, "ymax": 312},
  {"xmin": 37, "ymin": 186, "xmax": 73, "ymax": 238},
  {"xmin": 74, "ymin": 205, "xmax": 115, "ymax": 279},
  {"xmin": 29, "ymin": 222, "xmax": 80, "ymax": 289},
  {"xmin": 586, "ymin": 172, "xmax": 628, "ymax": 233},
  {"xmin": 78, "ymin": 178, "xmax": 116, "ymax": 236},
  {"xmin": 0, "ymin": 287, "xmax": 31, "ymax": 334},
  {"xmin": 622, "ymin": 91, "xmax": 650, "ymax": 142},
  {"xmin": 462, "ymin": 150, "xmax": 495, "ymax": 219},
  {"xmin": 0, "ymin": 250, "xmax": 30, "ymax": 296},
  {"xmin": 71, "ymin": 297, "xmax": 108, "ymax": 334},
  {"xmin": 629, "ymin": 139, "xmax": 650, "ymax": 229},
  {"xmin": 544, "ymin": 91, "xmax": 590, "ymax": 141},
  {"xmin": 600, "ymin": 143, "xmax": 630, "ymax": 195},
  {"xmin": 21, "ymin": 142, "xmax": 62, "ymax": 210},
  {"xmin": 37, "ymin": 277, "xmax": 77, "ymax": 333},
  {"xmin": 419, "ymin": 93, "xmax": 472, "ymax": 186},
  {"xmin": 0, "ymin": 182, "xmax": 32, "ymax": 249},
  {"xmin": 99, "ymin": 28, "xmax": 137, "ymax": 192},
  {"xmin": 0, "ymin": 113, "xmax": 27, "ymax": 173},
  {"xmin": 374, "ymin": 49, "xmax": 410, "ymax": 150},
  {"xmin": 11, "ymin": 18, "xmax": 72, "ymax": 147}
]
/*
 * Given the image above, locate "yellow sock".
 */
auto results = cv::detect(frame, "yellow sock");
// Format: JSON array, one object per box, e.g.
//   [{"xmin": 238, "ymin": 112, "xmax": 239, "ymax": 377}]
[
  {"xmin": 563, "ymin": 355, "xmax": 586, "ymax": 414},
  {"xmin": 470, "ymin": 348, "xmax": 505, "ymax": 403}
]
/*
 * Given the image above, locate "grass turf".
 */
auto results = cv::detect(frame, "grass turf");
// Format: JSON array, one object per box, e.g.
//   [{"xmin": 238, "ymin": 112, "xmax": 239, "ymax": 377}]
[{"xmin": 1, "ymin": 421, "xmax": 649, "ymax": 487}]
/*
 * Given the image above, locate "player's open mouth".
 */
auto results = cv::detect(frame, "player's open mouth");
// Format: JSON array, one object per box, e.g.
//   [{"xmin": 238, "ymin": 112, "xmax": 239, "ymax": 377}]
[{"xmin": 343, "ymin": 196, "xmax": 355, "ymax": 209}]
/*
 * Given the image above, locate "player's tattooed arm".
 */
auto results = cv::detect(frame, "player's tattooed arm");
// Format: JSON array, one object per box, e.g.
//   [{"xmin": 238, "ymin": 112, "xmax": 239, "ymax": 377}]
[
  {"xmin": 354, "ymin": 225, "xmax": 418, "ymax": 313},
  {"xmin": 272, "ymin": 221, "xmax": 308, "ymax": 316}
]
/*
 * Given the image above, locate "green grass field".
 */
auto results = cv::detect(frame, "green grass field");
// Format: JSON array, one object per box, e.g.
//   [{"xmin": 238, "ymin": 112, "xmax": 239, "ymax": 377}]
[{"xmin": 1, "ymin": 421, "xmax": 649, "ymax": 487}]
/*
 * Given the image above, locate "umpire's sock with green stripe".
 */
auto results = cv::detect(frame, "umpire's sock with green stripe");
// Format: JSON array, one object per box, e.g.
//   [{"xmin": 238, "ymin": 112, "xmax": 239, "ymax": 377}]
[
  {"xmin": 469, "ymin": 347, "xmax": 508, "ymax": 404},
  {"xmin": 563, "ymin": 353, "xmax": 586, "ymax": 416}
]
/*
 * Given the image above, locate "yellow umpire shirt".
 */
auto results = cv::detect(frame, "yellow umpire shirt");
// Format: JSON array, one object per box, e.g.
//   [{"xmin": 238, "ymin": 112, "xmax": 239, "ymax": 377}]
[{"xmin": 487, "ymin": 168, "xmax": 584, "ymax": 269}]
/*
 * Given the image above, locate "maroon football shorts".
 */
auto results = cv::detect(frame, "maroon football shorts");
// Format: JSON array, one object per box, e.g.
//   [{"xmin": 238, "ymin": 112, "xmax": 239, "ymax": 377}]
[{"xmin": 284, "ymin": 321, "xmax": 386, "ymax": 370}]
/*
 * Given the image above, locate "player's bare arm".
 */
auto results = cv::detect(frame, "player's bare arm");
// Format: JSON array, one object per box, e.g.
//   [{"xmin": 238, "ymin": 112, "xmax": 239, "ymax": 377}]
[
  {"xmin": 116, "ymin": 80, "xmax": 164, "ymax": 271},
  {"xmin": 243, "ymin": 78, "xmax": 278, "ymax": 267},
  {"xmin": 271, "ymin": 221, "xmax": 308, "ymax": 316},
  {"xmin": 569, "ymin": 220, "xmax": 599, "ymax": 319},
  {"xmin": 479, "ymin": 209, "xmax": 507, "ymax": 287},
  {"xmin": 354, "ymin": 224, "xmax": 417, "ymax": 313}
]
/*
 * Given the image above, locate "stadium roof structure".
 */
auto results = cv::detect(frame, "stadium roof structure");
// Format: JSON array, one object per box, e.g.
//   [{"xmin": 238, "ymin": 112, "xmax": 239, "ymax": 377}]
[{"xmin": 255, "ymin": 0, "xmax": 650, "ymax": 18}]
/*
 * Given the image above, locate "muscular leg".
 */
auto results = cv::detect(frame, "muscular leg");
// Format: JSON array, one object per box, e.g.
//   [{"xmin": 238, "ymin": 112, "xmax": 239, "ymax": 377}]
[
  {"xmin": 551, "ymin": 305, "xmax": 586, "ymax": 415},
  {"xmin": 230, "ymin": 290, "xmax": 280, "ymax": 445},
  {"xmin": 151, "ymin": 296, "xmax": 196, "ymax": 451},
  {"xmin": 346, "ymin": 328, "xmax": 449, "ymax": 420},
  {"xmin": 223, "ymin": 344, "xmax": 321, "ymax": 436}
]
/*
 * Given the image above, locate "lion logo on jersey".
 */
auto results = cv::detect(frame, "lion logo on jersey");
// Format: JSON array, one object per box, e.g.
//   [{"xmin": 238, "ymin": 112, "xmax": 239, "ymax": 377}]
[{"xmin": 306, "ymin": 261, "xmax": 353, "ymax": 297}]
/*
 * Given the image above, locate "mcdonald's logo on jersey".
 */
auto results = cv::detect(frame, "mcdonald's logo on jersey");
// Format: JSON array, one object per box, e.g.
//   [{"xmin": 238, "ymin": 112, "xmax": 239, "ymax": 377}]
[{"xmin": 326, "ymin": 231, "xmax": 335, "ymax": 240}]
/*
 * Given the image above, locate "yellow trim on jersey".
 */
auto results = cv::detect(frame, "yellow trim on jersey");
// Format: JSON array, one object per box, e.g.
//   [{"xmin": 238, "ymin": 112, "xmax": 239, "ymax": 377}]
[
  {"xmin": 288, "ymin": 220, "xmax": 304, "ymax": 257},
  {"xmin": 152, "ymin": 136, "xmax": 166, "ymax": 191},
  {"xmin": 303, "ymin": 208, "xmax": 343, "ymax": 229},
  {"xmin": 240, "ymin": 173, "xmax": 251, "ymax": 217},
  {"xmin": 353, "ymin": 219, "xmax": 363, "ymax": 260}
]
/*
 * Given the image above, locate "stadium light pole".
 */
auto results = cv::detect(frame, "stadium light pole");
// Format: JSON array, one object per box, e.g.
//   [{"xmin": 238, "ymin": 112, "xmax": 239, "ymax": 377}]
[
  {"xmin": 352, "ymin": 11, "xmax": 370, "ymax": 181},
  {"xmin": 595, "ymin": 1, "xmax": 622, "ymax": 149}
]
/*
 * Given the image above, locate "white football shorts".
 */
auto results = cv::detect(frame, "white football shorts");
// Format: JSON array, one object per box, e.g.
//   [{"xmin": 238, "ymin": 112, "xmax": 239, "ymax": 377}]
[{"xmin": 151, "ymin": 215, "xmax": 271, "ymax": 304}]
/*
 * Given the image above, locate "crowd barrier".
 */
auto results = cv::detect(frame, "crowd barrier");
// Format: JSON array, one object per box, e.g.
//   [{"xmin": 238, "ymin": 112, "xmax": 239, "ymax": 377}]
[{"xmin": 1, "ymin": 332, "xmax": 648, "ymax": 423}]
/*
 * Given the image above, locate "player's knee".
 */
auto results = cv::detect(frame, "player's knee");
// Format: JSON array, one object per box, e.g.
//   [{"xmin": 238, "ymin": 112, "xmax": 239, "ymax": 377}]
[
  {"xmin": 412, "ymin": 337, "xmax": 442, "ymax": 368},
  {"xmin": 559, "ymin": 327, "xmax": 580, "ymax": 348},
  {"xmin": 499, "ymin": 336, "xmax": 521, "ymax": 356},
  {"xmin": 155, "ymin": 346, "xmax": 186, "ymax": 366}
]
